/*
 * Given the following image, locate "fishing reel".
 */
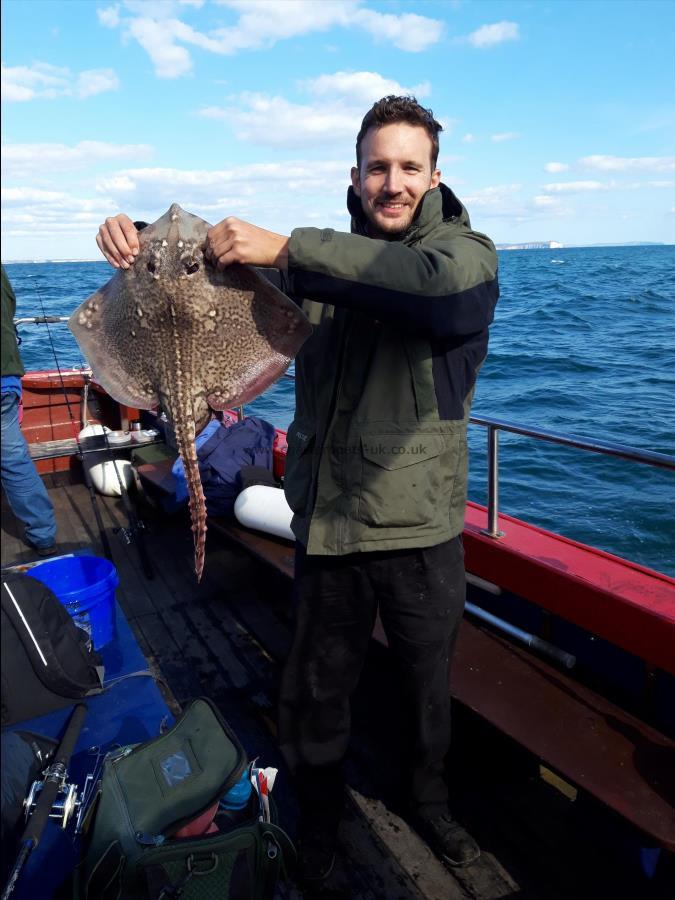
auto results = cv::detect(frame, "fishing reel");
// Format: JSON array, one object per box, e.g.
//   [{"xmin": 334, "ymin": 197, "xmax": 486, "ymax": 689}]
[{"xmin": 23, "ymin": 763, "xmax": 80, "ymax": 830}]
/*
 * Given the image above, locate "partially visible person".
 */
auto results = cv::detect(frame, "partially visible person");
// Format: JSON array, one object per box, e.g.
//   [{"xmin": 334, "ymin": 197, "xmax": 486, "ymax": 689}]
[{"xmin": 1, "ymin": 265, "xmax": 57, "ymax": 556}]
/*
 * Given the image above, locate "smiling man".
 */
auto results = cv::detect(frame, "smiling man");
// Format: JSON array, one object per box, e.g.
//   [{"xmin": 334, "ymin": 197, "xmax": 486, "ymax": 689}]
[
  {"xmin": 351, "ymin": 112, "xmax": 441, "ymax": 238},
  {"xmin": 96, "ymin": 95, "xmax": 499, "ymax": 884}
]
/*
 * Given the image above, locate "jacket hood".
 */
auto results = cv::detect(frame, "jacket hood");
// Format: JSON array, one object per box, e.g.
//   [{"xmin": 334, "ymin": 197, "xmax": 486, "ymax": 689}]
[{"xmin": 347, "ymin": 182, "xmax": 471, "ymax": 239}]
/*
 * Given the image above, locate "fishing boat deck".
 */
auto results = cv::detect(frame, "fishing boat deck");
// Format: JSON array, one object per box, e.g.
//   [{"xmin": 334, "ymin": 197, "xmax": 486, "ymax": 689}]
[{"xmin": 2, "ymin": 474, "xmax": 671, "ymax": 899}]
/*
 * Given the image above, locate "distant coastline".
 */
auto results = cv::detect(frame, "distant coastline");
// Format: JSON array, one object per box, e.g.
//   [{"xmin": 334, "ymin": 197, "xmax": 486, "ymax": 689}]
[
  {"xmin": 2, "ymin": 242, "xmax": 670, "ymax": 263},
  {"xmin": 495, "ymin": 241, "xmax": 668, "ymax": 251},
  {"xmin": 2, "ymin": 258, "xmax": 103, "ymax": 264}
]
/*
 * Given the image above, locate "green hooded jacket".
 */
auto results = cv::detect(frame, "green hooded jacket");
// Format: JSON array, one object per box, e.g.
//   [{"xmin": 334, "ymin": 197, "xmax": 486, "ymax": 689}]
[{"xmin": 283, "ymin": 183, "xmax": 498, "ymax": 555}]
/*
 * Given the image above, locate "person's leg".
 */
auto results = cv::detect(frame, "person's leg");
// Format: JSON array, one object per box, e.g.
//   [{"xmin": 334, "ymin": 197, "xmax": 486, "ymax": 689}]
[
  {"xmin": 1, "ymin": 392, "xmax": 57, "ymax": 550},
  {"xmin": 376, "ymin": 536, "xmax": 479, "ymax": 866},
  {"xmin": 278, "ymin": 545, "xmax": 377, "ymax": 880}
]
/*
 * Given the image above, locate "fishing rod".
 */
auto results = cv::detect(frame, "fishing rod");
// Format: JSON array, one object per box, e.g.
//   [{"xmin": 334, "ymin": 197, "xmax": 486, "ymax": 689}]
[
  {"xmin": 21, "ymin": 282, "xmax": 114, "ymax": 564},
  {"xmin": 1, "ymin": 704, "xmax": 87, "ymax": 900},
  {"xmin": 25, "ymin": 277, "xmax": 153, "ymax": 578},
  {"xmin": 92, "ymin": 377, "xmax": 154, "ymax": 580}
]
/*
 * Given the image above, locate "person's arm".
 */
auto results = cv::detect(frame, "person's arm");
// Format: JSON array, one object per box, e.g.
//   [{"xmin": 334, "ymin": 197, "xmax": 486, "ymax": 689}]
[
  {"xmin": 287, "ymin": 227, "xmax": 499, "ymax": 338},
  {"xmin": 205, "ymin": 218, "xmax": 289, "ymax": 270}
]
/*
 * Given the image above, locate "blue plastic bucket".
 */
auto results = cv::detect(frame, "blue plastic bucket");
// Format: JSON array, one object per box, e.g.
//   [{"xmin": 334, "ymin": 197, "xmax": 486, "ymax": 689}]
[{"xmin": 30, "ymin": 555, "xmax": 118, "ymax": 649}]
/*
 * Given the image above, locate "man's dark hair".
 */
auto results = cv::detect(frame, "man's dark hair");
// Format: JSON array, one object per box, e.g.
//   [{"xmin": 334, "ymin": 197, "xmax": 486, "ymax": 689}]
[{"xmin": 355, "ymin": 95, "xmax": 443, "ymax": 169}]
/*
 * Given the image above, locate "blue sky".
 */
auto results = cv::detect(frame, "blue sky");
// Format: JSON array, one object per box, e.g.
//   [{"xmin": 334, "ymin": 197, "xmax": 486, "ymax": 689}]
[{"xmin": 2, "ymin": 0, "xmax": 674, "ymax": 260}]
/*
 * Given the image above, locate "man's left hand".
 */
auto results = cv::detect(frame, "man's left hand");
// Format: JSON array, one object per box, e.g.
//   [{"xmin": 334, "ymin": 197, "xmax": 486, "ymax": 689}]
[{"xmin": 205, "ymin": 217, "xmax": 289, "ymax": 270}]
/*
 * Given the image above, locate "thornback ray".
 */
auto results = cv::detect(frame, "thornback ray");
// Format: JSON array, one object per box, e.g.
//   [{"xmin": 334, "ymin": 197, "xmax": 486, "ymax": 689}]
[{"xmin": 68, "ymin": 203, "xmax": 311, "ymax": 580}]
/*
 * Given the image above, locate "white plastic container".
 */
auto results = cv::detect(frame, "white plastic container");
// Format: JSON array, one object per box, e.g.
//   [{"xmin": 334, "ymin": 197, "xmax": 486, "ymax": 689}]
[
  {"xmin": 79, "ymin": 424, "xmax": 134, "ymax": 497},
  {"xmin": 234, "ymin": 485, "xmax": 294, "ymax": 541},
  {"xmin": 106, "ymin": 430, "xmax": 131, "ymax": 446},
  {"xmin": 131, "ymin": 428, "xmax": 160, "ymax": 444}
]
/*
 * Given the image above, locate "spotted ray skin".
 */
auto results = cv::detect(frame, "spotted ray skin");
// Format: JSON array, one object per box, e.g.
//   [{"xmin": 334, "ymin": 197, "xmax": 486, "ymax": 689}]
[{"xmin": 69, "ymin": 204, "xmax": 311, "ymax": 579}]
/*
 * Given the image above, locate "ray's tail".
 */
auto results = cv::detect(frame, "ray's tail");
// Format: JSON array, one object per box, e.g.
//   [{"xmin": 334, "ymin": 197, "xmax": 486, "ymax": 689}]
[{"xmin": 170, "ymin": 403, "xmax": 207, "ymax": 581}]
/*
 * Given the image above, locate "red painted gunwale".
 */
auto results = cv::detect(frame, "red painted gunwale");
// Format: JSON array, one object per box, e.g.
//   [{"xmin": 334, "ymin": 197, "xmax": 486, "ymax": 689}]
[{"xmin": 464, "ymin": 504, "xmax": 675, "ymax": 675}]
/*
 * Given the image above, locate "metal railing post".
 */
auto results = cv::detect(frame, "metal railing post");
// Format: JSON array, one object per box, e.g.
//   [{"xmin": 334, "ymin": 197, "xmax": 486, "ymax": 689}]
[{"xmin": 481, "ymin": 424, "xmax": 505, "ymax": 538}]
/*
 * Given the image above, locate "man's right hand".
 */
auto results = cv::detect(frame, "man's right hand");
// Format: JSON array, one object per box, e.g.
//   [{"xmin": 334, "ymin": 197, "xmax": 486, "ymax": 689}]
[{"xmin": 96, "ymin": 214, "xmax": 139, "ymax": 269}]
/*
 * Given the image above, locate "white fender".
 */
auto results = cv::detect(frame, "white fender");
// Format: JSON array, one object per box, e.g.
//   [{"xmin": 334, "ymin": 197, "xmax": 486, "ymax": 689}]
[
  {"xmin": 79, "ymin": 424, "xmax": 134, "ymax": 497},
  {"xmin": 234, "ymin": 485, "xmax": 294, "ymax": 541}
]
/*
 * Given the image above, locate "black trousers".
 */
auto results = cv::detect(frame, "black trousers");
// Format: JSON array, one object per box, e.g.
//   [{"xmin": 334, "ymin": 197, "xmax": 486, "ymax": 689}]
[{"xmin": 278, "ymin": 536, "xmax": 465, "ymax": 823}]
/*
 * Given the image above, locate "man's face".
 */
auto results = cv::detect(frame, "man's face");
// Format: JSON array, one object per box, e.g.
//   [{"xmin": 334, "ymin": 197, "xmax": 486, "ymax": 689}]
[{"xmin": 351, "ymin": 123, "xmax": 441, "ymax": 240}]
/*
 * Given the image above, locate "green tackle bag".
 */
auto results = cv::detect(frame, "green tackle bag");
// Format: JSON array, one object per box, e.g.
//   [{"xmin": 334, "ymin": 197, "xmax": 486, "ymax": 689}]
[{"xmin": 75, "ymin": 697, "xmax": 294, "ymax": 900}]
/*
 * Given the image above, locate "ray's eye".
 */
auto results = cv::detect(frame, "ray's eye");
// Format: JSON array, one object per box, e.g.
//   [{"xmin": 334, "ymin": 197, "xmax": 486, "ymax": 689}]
[
  {"xmin": 147, "ymin": 260, "xmax": 157, "ymax": 274},
  {"xmin": 184, "ymin": 260, "xmax": 200, "ymax": 275}
]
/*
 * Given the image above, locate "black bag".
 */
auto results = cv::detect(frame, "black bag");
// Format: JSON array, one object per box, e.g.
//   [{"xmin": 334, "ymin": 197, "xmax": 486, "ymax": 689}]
[
  {"xmin": 76, "ymin": 698, "xmax": 295, "ymax": 900},
  {"xmin": 1, "ymin": 573, "xmax": 104, "ymax": 726}
]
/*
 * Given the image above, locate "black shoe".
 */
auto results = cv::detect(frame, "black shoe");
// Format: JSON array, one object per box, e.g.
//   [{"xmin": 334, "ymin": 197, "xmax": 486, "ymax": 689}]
[
  {"xmin": 296, "ymin": 833, "xmax": 337, "ymax": 883},
  {"xmin": 28, "ymin": 542, "xmax": 57, "ymax": 558},
  {"xmin": 412, "ymin": 812, "xmax": 480, "ymax": 868}
]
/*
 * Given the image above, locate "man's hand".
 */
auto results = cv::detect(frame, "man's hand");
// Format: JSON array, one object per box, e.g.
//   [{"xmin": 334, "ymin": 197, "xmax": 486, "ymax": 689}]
[
  {"xmin": 205, "ymin": 217, "xmax": 289, "ymax": 270},
  {"xmin": 96, "ymin": 214, "xmax": 139, "ymax": 269}
]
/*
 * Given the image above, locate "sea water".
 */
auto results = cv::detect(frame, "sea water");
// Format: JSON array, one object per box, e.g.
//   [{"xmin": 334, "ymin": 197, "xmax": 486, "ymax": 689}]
[{"xmin": 5, "ymin": 244, "xmax": 674, "ymax": 576}]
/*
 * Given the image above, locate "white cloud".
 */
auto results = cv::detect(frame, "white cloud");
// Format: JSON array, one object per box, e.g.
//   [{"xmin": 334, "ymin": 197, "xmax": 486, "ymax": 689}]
[
  {"xmin": 491, "ymin": 132, "xmax": 519, "ymax": 143},
  {"xmin": 95, "ymin": 160, "xmax": 350, "ymax": 212},
  {"xmin": 0, "ymin": 187, "xmax": 119, "ymax": 245},
  {"xmin": 2, "ymin": 62, "xmax": 67, "ymax": 101},
  {"xmin": 532, "ymin": 196, "xmax": 571, "ymax": 216},
  {"xmin": 461, "ymin": 133, "xmax": 475, "ymax": 143},
  {"xmin": 542, "ymin": 179, "xmax": 674, "ymax": 194},
  {"xmin": 351, "ymin": 8, "xmax": 444, "ymax": 53},
  {"xmin": 120, "ymin": 1, "xmax": 198, "ymax": 15},
  {"xmin": 1, "ymin": 82, "xmax": 33, "ymax": 102},
  {"xmin": 210, "ymin": 1, "xmax": 354, "ymax": 51},
  {"xmin": 545, "ymin": 161, "xmax": 569, "ymax": 173},
  {"xmin": 1, "ymin": 156, "xmax": 357, "ymax": 254},
  {"xmin": 529, "ymin": 194, "xmax": 572, "ymax": 218},
  {"xmin": 1, "ymin": 141, "xmax": 153, "ymax": 178},
  {"xmin": 305, "ymin": 71, "xmax": 430, "ymax": 105},
  {"xmin": 1, "ymin": 187, "xmax": 112, "ymax": 213},
  {"xmin": 451, "ymin": 184, "xmax": 577, "ymax": 223},
  {"xmin": 580, "ymin": 155, "xmax": 675, "ymax": 172},
  {"xmin": 200, "ymin": 93, "xmax": 361, "ymax": 147},
  {"xmin": 126, "ymin": 16, "xmax": 215, "ymax": 79},
  {"xmin": 100, "ymin": 1, "xmax": 443, "ymax": 78},
  {"xmin": 2, "ymin": 188, "xmax": 67, "ymax": 204},
  {"xmin": 1, "ymin": 62, "xmax": 119, "ymax": 102},
  {"xmin": 76, "ymin": 69, "xmax": 120, "ymax": 98},
  {"xmin": 544, "ymin": 180, "xmax": 608, "ymax": 193},
  {"xmin": 533, "ymin": 195, "xmax": 559, "ymax": 207},
  {"xmin": 461, "ymin": 183, "xmax": 522, "ymax": 211},
  {"xmin": 466, "ymin": 21, "xmax": 519, "ymax": 49},
  {"xmin": 200, "ymin": 69, "xmax": 450, "ymax": 149},
  {"xmin": 97, "ymin": 4, "xmax": 121, "ymax": 28}
]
